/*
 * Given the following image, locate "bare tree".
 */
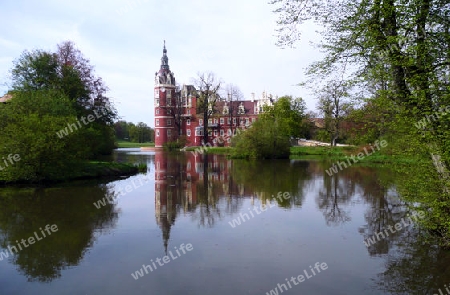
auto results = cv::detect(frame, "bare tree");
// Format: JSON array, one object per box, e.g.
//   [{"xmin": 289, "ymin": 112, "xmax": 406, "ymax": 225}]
[
  {"xmin": 316, "ymin": 80, "xmax": 350, "ymax": 146},
  {"xmin": 225, "ymin": 84, "xmax": 243, "ymax": 134},
  {"xmin": 194, "ymin": 72, "xmax": 222, "ymax": 144},
  {"xmin": 159, "ymin": 84, "xmax": 184, "ymax": 138}
]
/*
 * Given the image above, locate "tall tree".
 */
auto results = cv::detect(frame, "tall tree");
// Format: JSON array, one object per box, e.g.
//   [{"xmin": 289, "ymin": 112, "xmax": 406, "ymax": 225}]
[
  {"xmin": 9, "ymin": 41, "xmax": 117, "ymax": 156},
  {"xmin": 194, "ymin": 72, "xmax": 222, "ymax": 144}
]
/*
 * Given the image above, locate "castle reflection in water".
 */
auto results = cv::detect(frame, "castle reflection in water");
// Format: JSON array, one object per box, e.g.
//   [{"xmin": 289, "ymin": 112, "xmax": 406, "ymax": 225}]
[{"xmin": 154, "ymin": 151, "xmax": 258, "ymax": 252}]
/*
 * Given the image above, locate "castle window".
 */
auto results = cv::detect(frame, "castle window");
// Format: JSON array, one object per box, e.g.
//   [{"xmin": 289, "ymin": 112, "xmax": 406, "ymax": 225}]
[
  {"xmin": 187, "ymin": 119, "xmax": 191, "ymax": 126},
  {"xmin": 187, "ymin": 129, "xmax": 191, "ymax": 136},
  {"xmin": 156, "ymin": 129, "xmax": 160, "ymax": 137},
  {"xmin": 220, "ymin": 130, "xmax": 224, "ymax": 136},
  {"xmin": 167, "ymin": 90, "xmax": 171, "ymax": 98},
  {"xmin": 155, "ymin": 99, "xmax": 159, "ymax": 106},
  {"xmin": 156, "ymin": 119, "xmax": 159, "ymax": 126},
  {"xmin": 199, "ymin": 119, "xmax": 203, "ymax": 125},
  {"xmin": 214, "ymin": 118, "xmax": 218, "ymax": 124},
  {"xmin": 228, "ymin": 118, "xmax": 231, "ymax": 124},
  {"xmin": 154, "ymin": 89, "xmax": 159, "ymax": 97},
  {"xmin": 214, "ymin": 130, "xmax": 218, "ymax": 136},
  {"xmin": 208, "ymin": 119, "xmax": 212, "ymax": 125},
  {"xmin": 167, "ymin": 98, "xmax": 171, "ymax": 106},
  {"xmin": 245, "ymin": 118, "xmax": 249, "ymax": 126},
  {"xmin": 156, "ymin": 109, "xmax": 159, "ymax": 115},
  {"xmin": 227, "ymin": 129, "xmax": 232, "ymax": 136},
  {"xmin": 208, "ymin": 130, "xmax": 212, "ymax": 136},
  {"xmin": 167, "ymin": 119, "xmax": 172, "ymax": 126},
  {"xmin": 233, "ymin": 118, "xmax": 236, "ymax": 125},
  {"xmin": 220, "ymin": 118, "xmax": 224, "ymax": 124},
  {"xmin": 167, "ymin": 129, "xmax": 171, "ymax": 136}
]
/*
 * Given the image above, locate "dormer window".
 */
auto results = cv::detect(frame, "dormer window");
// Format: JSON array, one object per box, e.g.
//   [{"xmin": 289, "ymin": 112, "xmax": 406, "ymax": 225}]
[
  {"xmin": 238, "ymin": 102, "xmax": 245, "ymax": 114},
  {"xmin": 223, "ymin": 104, "xmax": 229, "ymax": 115}
]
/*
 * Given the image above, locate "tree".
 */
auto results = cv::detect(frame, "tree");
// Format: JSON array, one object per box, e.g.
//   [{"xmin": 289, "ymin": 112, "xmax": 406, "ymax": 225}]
[
  {"xmin": 9, "ymin": 41, "xmax": 117, "ymax": 156},
  {"xmin": 316, "ymin": 81, "xmax": 351, "ymax": 146},
  {"xmin": 0, "ymin": 90, "xmax": 89, "ymax": 182},
  {"xmin": 225, "ymin": 84, "xmax": 244, "ymax": 134},
  {"xmin": 270, "ymin": 0, "xmax": 450, "ymax": 247},
  {"xmin": 129, "ymin": 122, "xmax": 153, "ymax": 143},
  {"xmin": 232, "ymin": 95, "xmax": 309, "ymax": 159},
  {"xmin": 160, "ymin": 85, "xmax": 184, "ymax": 137},
  {"xmin": 194, "ymin": 72, "xmax": 222, "ymax": 144}
]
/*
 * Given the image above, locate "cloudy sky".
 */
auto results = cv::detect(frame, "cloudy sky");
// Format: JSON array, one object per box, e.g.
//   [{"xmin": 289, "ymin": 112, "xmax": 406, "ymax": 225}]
[{"xmin": 0, "ymin": 0, "xmax": 321, "ymax": 127}]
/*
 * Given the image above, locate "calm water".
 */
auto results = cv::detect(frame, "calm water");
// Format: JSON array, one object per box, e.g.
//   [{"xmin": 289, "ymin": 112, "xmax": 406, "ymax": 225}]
[{"xmin": 0, "ymin": 149, "xmax": 449, "ymax": 295}]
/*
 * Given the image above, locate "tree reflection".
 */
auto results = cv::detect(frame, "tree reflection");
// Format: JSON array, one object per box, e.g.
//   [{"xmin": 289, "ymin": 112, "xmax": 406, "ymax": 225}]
[
  {"xmin": 0, "ymin": 183, "xmax": 118, "ymax": 282},
  {"xmin": 317, "ymin": 172, "xmax": 352, "ymax": 226}
]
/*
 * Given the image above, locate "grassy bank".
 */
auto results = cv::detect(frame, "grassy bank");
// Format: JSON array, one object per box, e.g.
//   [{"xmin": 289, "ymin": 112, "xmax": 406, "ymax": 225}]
[
  {"xmin": 290, "ymin": 146, "xmax": 415, "ymax": 164},
  {"xmin": 116, "ymin": 141, "xmax": 155, "ymax": 148},
  {"xmin": 0, "ymin": 161, "xmax": 144, "ymax": 185},
  {"xmin": 179, "ymin": 145, "xmax": 415, "ymax": 164}
]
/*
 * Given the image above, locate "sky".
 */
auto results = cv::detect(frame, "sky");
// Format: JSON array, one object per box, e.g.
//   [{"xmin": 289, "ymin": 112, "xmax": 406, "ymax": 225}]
[{"xmin": 0, "ymin": 0, "xmax": 322, "ymax": 127}]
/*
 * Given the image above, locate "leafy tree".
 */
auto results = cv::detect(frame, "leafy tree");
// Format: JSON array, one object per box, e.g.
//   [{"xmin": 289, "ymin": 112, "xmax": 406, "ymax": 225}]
[
  {"xmin": 232, "ymin": 96, "xmax": 308, "ymax": 159},
  {"xmin": 9, "ymin": 41, "xmax": 117, "ymax": 156},
  {"xmin": 270, "ymin": 0, "xmax": 450, "ymax": 247},
  {"xmin": 0, "ymin": 90, "xmax": 89, "ymax": 182},
  {"xmin": 129, "ymin": 122, "xmax": 153, "ymax": 143}
]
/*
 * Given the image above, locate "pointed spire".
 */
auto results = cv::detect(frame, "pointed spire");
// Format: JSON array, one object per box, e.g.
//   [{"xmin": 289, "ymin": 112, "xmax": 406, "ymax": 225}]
[{"xmin": 161, "ymin": 40, "xmax": 169, "ymax": 70}]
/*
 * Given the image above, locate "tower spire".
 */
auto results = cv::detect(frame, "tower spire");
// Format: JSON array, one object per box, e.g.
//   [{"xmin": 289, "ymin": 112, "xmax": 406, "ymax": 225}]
[{"xmin": 161, "ymin": 40, "xmax": 169, "ymax": 70}]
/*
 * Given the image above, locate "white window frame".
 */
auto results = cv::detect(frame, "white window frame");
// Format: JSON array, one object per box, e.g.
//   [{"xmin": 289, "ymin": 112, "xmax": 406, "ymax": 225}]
[
  {"xmin": 156, "ymin": 130, "xmax": 160, "ymax": 137},
  {"xmin": 199, "ymin": 119, "xmax": 203, "ymax": 125},
  {"xmin": 187, "ymin": 129, "xmax": 191, "ymax": 136},
  {"xmin": 220, "ymin": 130, "xmax": 224, "ymax": 136},
  {"xmin": 167, "ymin": 129, "xmax": 171, "ymax": 136},
  {"xmin": 187, "ymin": 118, "xmax": 191, "ymax": 126},
  {"xmin": 156, "ymin": 119, "xmax": 159, "ymax": 126},
  {"xmin": 167, "ymin": 119, "xmax": 172, "ymax": 126},
  {"xmin": 220, "ymin": 118, "xmax": 224, "ymax": 124}
]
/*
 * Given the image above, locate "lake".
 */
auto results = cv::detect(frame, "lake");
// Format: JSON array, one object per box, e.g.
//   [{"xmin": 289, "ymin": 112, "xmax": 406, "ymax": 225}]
[{"xmin": 0, "ymin": 148, "xmax": 449, "ymax": 295}]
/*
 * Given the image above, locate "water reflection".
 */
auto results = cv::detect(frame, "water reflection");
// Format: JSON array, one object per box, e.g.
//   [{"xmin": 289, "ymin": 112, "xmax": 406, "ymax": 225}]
[
  {"xmin": 1, "ymin": 149, "xmax": 450, "ymax": 294},
  {"xmin": 153, "ymin": 151, "xmax": 312, "ymax": 242},
  {"xmin": 0, "ymin": 184, "xmax": 118, "ymax": 282}
]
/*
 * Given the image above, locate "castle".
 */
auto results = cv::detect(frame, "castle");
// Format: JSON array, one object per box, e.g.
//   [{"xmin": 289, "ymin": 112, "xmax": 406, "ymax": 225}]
[{"xmin": 154, "ymin": 42, "xmax": 275, "ymax": 147}]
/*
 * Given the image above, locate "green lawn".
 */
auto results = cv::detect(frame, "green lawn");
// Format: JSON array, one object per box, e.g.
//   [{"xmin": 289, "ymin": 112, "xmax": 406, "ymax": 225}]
[{"xmin": 116, "ymin": 141, "xmax": 155, "ymax": 148}]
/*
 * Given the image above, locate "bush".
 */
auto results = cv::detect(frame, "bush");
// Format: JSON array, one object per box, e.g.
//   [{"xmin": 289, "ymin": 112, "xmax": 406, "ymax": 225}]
[{"xmin": 163, "ymin": 136, "xmax": 189, "ymax": 151}]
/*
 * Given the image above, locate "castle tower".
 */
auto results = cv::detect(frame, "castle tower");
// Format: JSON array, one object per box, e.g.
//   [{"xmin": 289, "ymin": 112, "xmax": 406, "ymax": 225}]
[{"xmin": 154, "ymin": 41, "xmax": 176, "ymax": 148}]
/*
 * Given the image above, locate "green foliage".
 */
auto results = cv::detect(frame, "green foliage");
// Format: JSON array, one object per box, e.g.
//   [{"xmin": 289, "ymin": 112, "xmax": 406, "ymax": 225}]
[
  {"xmin": 163, "ymin": 136, "xmax": 189, "ymax": 151},
  {"xmin": 231, "ymin": 96, "xmax": 308, "ymax": 159},
  {"xmin": 0, "ymin": 90, "xmax": 88, "ymax": 182},
  {"xmin": 9, "ymin": 41, "xmax": 117, "ymax": 157},
  {"xmin": 271, "ymin": 0, "xmax": 450, "ymax": 247}
]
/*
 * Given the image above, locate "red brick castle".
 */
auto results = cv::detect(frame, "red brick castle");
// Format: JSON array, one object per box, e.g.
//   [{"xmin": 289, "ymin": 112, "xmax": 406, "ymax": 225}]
[{"xmin": 154, "ymin": 42, "xmax": 275, "ymax": 148}]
